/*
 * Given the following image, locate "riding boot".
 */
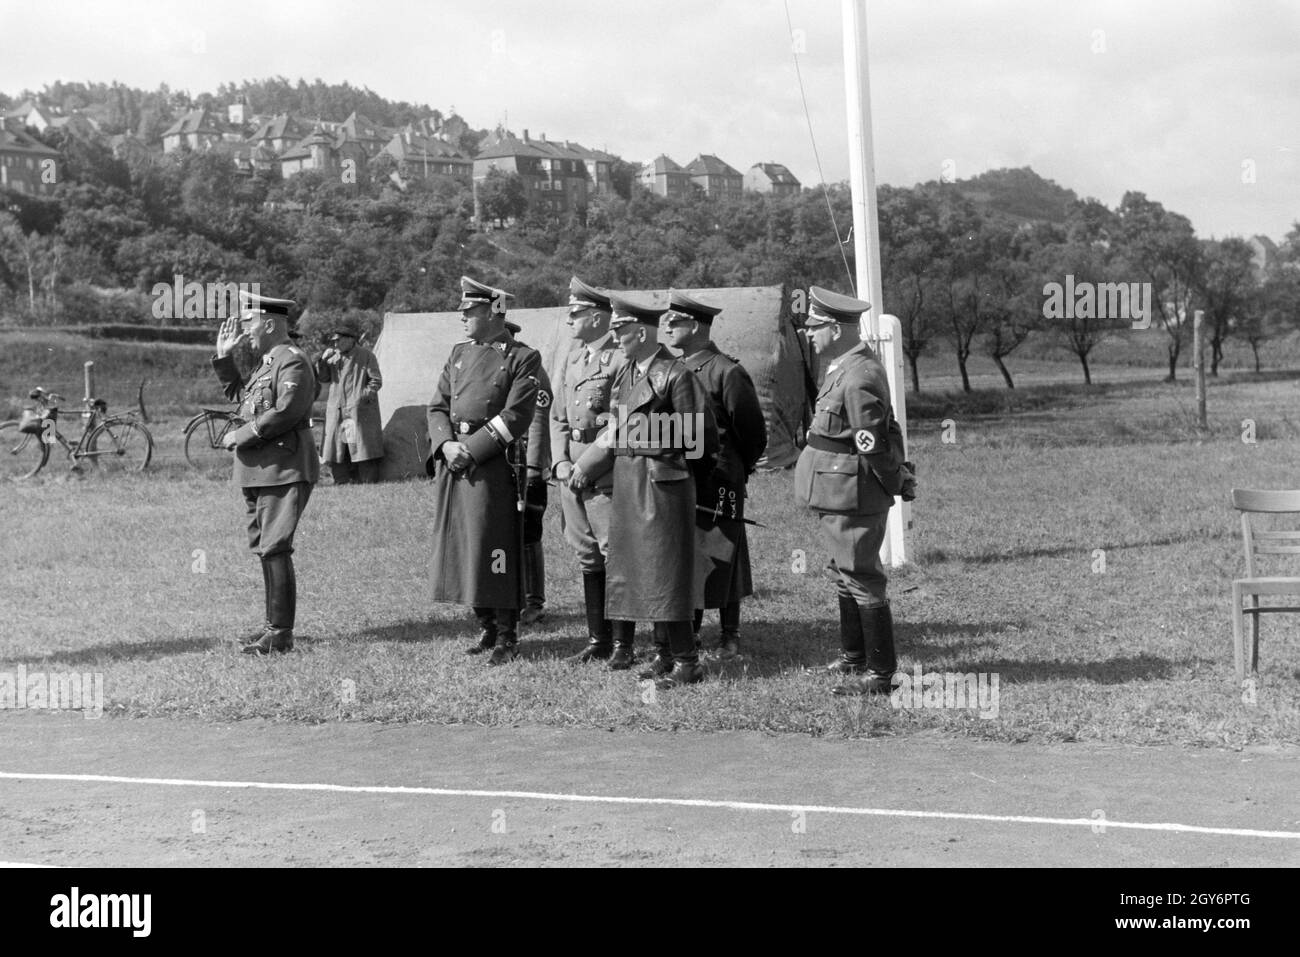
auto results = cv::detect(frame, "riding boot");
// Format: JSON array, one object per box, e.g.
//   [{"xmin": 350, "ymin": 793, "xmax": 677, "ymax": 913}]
[
  {"xmin": 717, "ymin": 600, "xmax": 742, "ymax": 659},
  {"xmin": 607, "ymin": 620, "xmax": 636, "ymax": 670},
  {"xmin": 244, "ymin": 553, "xmax": 295, "ymax": 654},
  {"xmin": 636, "ymin": 622, "xmax": 674, "ymax": 679},
  {"xmin": 692, "ymin": 607, "xmax": 704, "ymax": 652},
  {"xmin": 519, "ymin": 541, "xmax": 546, "ymax": 625},
  {"xmin": 825, "ymin": 593, "xmax": 868, "ymax": 674},
  {"xmin": 487, "ymin": 608, "xmax": 519, "ymax": 666},
  {"xmin": 236, "ymin": 558, "xmax": 273, "ymax": 646},
  {"xmin": 833, "ymin": 602, "xmax": 898, "ymax": 696},
  {"xmin": 656, "ymin": 621, "xmax": 704, "ymax": 689},
  {"xmin": 565, "ymin": 571, "xmax": 612, "ymax": 664},
  {"xmin": 467, "ymin": 607, "xmax": 497, "ymax": 655}
]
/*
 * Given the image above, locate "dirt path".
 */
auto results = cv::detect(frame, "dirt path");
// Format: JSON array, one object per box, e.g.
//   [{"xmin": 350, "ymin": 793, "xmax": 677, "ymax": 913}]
[{"xmin": 1, "ymin": 713, "xmax": 1296, "ymax": 867}]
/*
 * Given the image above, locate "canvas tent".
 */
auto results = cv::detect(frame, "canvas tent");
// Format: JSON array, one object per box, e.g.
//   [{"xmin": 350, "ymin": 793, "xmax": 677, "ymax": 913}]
[{"xmin": 372, "ymin": 284, "xmax": 828, "ymax": 480}]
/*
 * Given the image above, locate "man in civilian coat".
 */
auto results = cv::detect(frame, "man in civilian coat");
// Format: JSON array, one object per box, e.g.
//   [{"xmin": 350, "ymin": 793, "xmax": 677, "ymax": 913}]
[
  {"xmin": 660, "ymin": 290, "xmax": 768, "ymax": 659},
  {"xmin": 212, "ymin": 291, "xmax": 320, "ymax": 655},
  {"xmin": 315, "ymin": 317, "xmax": 384, "ymax": 484},
  {"xmin": 571, "ymin": 293, "xmax": 718, "ymax": 689},
  {"xmin": 427, "ymin": 277, "xmax": 542, "ymax": 665}
]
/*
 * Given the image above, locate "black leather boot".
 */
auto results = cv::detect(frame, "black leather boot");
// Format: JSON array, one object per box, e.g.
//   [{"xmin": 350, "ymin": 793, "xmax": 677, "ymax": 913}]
[
  {"xmin": 487, "ymin": 609, "xmax": 519, "ymax": 666},
  {"xmin": 636, "ymin": 622, "xmax": 674, "ymax": 679},
  {"xmin": 236, "ymin": 558, "xmax": 273, "ymax": 646},
  {"xmin": 243, "ymin": 553, "xmax": 295, "ymax": 654},
  {"xmin": 717, "ymin": 601, "xmax": 741, "ymax": 659},
  {"xmin": 608, "ymin": 620, "xmax": 636, "ymax": 670},
  {"xmin": 825, "ymin": 593, "xmax": 868, "ymax": 674},
  {"xmin": 566, "ymin": 571, "xmax": 613, "ymax": 664},
  {"xmin": 466, "ymin": 607, "xmax": 496, "ymax": 655},
  {"xmin": 656, "ymin": 621, "xmax": 704, "ymax": 689},
  {"xmin": 519, "ymin": 542, "xmax": 546, "ymax": 625},
  {"xmin": 833, "ymin": 602, "xmax": 898, "ymax": 696}
]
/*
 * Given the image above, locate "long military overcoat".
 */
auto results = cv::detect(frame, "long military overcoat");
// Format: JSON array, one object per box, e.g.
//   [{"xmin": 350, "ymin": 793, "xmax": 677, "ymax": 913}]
[
  {"xmin": 576, "ymin": 346, "xmax": 718, "ymax": 621},
  {"xmin": 681, "ymin": 342, "xmax": 768, "ymax": 608},
  {"xmin": 427, "ymin": 336, "xmax": 542, "ymax": 608}
]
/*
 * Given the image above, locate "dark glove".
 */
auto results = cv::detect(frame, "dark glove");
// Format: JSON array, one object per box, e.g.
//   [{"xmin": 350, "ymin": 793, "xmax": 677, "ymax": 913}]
[{"xmin": 899, "ymin": 460, "xmax": 917, "ymax": 502}]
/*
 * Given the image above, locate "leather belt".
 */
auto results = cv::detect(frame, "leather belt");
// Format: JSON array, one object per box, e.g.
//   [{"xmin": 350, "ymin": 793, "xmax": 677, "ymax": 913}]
[
  {"xmin": 805, "ymin": 432, "xmax": 854, "ymax": 454},
  {"xmin": 452, "ymin": 419, "xmax": 483, "ymax": 435},
  {"xmin": 569, "ymin": 426, "xmax": 601, "ymax": 442},
  {"xmin": 612, "ymin": 446, "xmax": 675, "ymax": 458}
]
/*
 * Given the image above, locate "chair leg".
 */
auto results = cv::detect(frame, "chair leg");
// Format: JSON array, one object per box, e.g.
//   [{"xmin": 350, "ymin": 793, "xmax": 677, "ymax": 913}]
[
  {"xmin": 1231, "ymin": 583, "xmax": 1244, "ymax": 681},
  {"xmin": 1247, "ymin": 595, "xmax": 1260, "ymax": 675}
]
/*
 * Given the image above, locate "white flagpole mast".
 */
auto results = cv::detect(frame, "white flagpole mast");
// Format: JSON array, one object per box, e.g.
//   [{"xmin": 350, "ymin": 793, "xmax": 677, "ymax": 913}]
[{"xmin": 842, "ymin": 0, "xmax": 909, "ymax": 566}]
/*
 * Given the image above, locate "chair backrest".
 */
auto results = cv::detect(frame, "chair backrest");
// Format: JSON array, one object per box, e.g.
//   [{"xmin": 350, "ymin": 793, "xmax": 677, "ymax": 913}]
[{"xmin": 1231, "ymin": 488, "xmax": 1300, "ymax": 578}]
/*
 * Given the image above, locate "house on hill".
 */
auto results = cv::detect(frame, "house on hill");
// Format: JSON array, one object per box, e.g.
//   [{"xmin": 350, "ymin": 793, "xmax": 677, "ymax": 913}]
[
  {"xmin": 161, "ymin": 108, "xmax": 227, "ymax": 153},
  {"xmin": 1248, "ymin": 235, "xmax": 1279, "ymax": 276},
  {"xmin": 380, "ymin": 130, "xmax": 471, "ymax": 182},
  {"xmin": 745, "ymin": 162, "xmax": 801, "ymax": 196},
  {"xmin": 337, "ymin": 111, "xmax": 389, "ymax": 158},
  {"xmin": 279, "ymin": 121, "xmax": 366, "ymax": 178},
  {"xmin": 0, "ymin": 117, "xmax": 61, "ymax": 195},
  {"xmin": 473, "ymin": 128, "xmax": 593, "ymax": 214},
  {"xmin": 638, "ymin": 154, "xmax": 694, "ymax": 198},
  {"xmin": 685, "ymin": 153, "xmax": 743, "ymax": 198},
  {"xmin": 248, "ymin": 113, "xmax": 309, "ymax": 153}
]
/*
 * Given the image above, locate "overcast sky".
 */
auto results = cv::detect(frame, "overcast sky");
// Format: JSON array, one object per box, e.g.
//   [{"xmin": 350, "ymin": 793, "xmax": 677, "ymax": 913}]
[{"xmin": 3, "ymin": 0, "xmax": 1296, "ymax": 239}]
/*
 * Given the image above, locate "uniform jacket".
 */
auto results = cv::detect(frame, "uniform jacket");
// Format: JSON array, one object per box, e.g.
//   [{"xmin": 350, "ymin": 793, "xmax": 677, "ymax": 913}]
[
  {"xmin": 794, "ymin": 342, "xmax": 906, "ymax": 516},
  {"xmin": 426, "ymin": 334, "xmax": 542, "ymax": 608},
  {"xmin": 680, "ymin": 341, "xmax": 767, "ymax": 520},
  {"xmin": 428, "ymin": 336, "xmax": 543, "ymax": 467},
  {"xmin": 576, "ymin": 346, "xmax": 719, "ymax": 621},
  {"xmin": 315, "ymin": 344, "xmax": 384, "ymax": 463},
  {"xmin": 213, "ymin": 343, "xmax": 320, "ymax": 488},
  {"xmin": 550, "ymin": 331, "xmax": 626, "ymax": 492}
]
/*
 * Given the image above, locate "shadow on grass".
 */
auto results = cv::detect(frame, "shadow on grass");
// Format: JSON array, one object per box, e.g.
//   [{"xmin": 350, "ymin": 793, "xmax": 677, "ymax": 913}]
[
  {"xmin": 920, "ymin": 528, "xmax": 1232, "ymax": 565},
  {"xmin": 10, "ymin": 635, "xmax": 223, "ymax": 666},
  {"xmin": 354, "ymin": 612, "xmax": 586, "ymax": 646},
  {"xmin": 944, "ymin": 652, "xmax": 1208, "ymax": 684}
]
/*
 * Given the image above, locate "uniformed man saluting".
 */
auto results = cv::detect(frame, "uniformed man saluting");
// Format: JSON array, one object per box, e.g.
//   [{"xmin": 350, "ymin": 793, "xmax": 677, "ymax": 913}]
[
  {"xmin": 660, "ymin": 290, "xmax": 768, "ymax": 659},
  {"xmin": 794, "ymin": 287, "xmax": 915, "ymax": 695},
  {"xmin": 427, "ymin": 276, "xmax": 542, "ymax": 665},
  {"xmin": 572, "ymin": 293, "xmax": 718, "ymax": 689},
  {"xmin": 213, "ymin": 291, "xmax": 320, "ymax": 655},
  {"xmin": 550, "ymin": 277, "xmax": 634, "ymax": 668}
]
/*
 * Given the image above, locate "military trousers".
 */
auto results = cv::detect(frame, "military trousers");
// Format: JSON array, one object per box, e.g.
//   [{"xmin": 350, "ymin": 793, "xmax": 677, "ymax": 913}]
[
  {"xmin": 819, "ymin": 510, "xmax": 889, "ymax": 606},
  {"xmin": 559, "ymin": 483, "xmax": 613, "ymax": 572},
  {"xmin": 243, "ymin": 482, "xmax": 313, "ymax": 558}
]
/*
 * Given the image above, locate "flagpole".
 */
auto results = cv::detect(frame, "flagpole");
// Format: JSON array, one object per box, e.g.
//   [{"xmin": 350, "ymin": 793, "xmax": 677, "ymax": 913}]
[{"xmin": 842, "ymin": 0, "xmax": 908, "ymax": 566}]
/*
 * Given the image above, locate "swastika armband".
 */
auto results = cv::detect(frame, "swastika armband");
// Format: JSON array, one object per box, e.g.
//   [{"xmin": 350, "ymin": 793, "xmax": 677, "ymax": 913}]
[{"xmin": 854, "ymin": 429, "xmax": 876, "ymax": 453}]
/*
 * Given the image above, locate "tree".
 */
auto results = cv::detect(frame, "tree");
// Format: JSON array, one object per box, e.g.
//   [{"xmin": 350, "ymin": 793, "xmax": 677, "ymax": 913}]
[
  {"xmin": 477, "ymin": 169, "xmax": 527, "ymax": 227},
  {"xmin": 1195, "ymin": 237, "xmax": 1257, "ymax": 375},
  {"xmin": 1241, "ymin": 266, "xmax": 1300, "ymax": 372},
  {"xmin": 878, "ymin": 185, "xmax": 943, "ymax": 392},
  {"xmin": 1115, "ymin": 192, "xmax": 1202, "ymax": 382}
]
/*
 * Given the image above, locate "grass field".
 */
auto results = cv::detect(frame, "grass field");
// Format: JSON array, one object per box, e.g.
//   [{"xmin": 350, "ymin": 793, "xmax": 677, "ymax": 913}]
[{"xmin": 2, "ymin": 331, "xmax": 1299, "ymax": 748}]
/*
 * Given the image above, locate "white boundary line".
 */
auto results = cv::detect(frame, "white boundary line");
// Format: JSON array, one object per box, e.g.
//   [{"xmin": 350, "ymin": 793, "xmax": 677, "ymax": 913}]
[{"xmin": 1, "ymin": 770, "xmax": 1297, "ymax": 841}]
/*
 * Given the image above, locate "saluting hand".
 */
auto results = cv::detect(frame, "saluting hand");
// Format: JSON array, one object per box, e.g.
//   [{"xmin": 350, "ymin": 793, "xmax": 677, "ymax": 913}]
[{"xmin": 216, "ymin": 316, "xmax": 246, "ymax": 358}]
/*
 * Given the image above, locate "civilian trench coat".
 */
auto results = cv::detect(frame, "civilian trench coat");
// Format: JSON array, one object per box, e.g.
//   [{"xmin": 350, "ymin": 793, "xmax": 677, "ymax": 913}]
[{"xmin": 316, "ymin": 345, "xmax": 384, "ymax": 463}]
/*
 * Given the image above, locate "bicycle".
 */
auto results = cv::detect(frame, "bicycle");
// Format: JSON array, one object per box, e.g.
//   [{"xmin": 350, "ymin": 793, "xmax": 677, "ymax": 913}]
[
  {"xmin": 183, "ymin": 407, "xmax": 326, "ymax": 476},
  {"xmin": 182, "ymin": 405, "xmax": 243, "ymax": 475},
  {"xmin": 0, "ymin": 383, "xmax": 154, "ymax": 480}
]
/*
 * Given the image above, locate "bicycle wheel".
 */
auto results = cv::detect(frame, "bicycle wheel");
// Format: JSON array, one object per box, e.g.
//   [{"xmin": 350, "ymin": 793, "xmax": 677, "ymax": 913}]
[
  {"xmin": 0, "ymin": 420, "xmax": 50, "ymax": 480},
  {"xmin": 86, "ymin": 418, "xmax": 153, "ymax": 473},
  {"xmin": 184, "ymin": 412, "xmax": 238, "ymax": 476}
]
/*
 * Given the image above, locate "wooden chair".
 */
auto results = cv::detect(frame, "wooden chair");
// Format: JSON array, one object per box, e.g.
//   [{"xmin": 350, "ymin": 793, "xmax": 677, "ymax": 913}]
[{"xmin": 1230, "ymin": 488, "xmax": 1300, "ymax": 679}]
